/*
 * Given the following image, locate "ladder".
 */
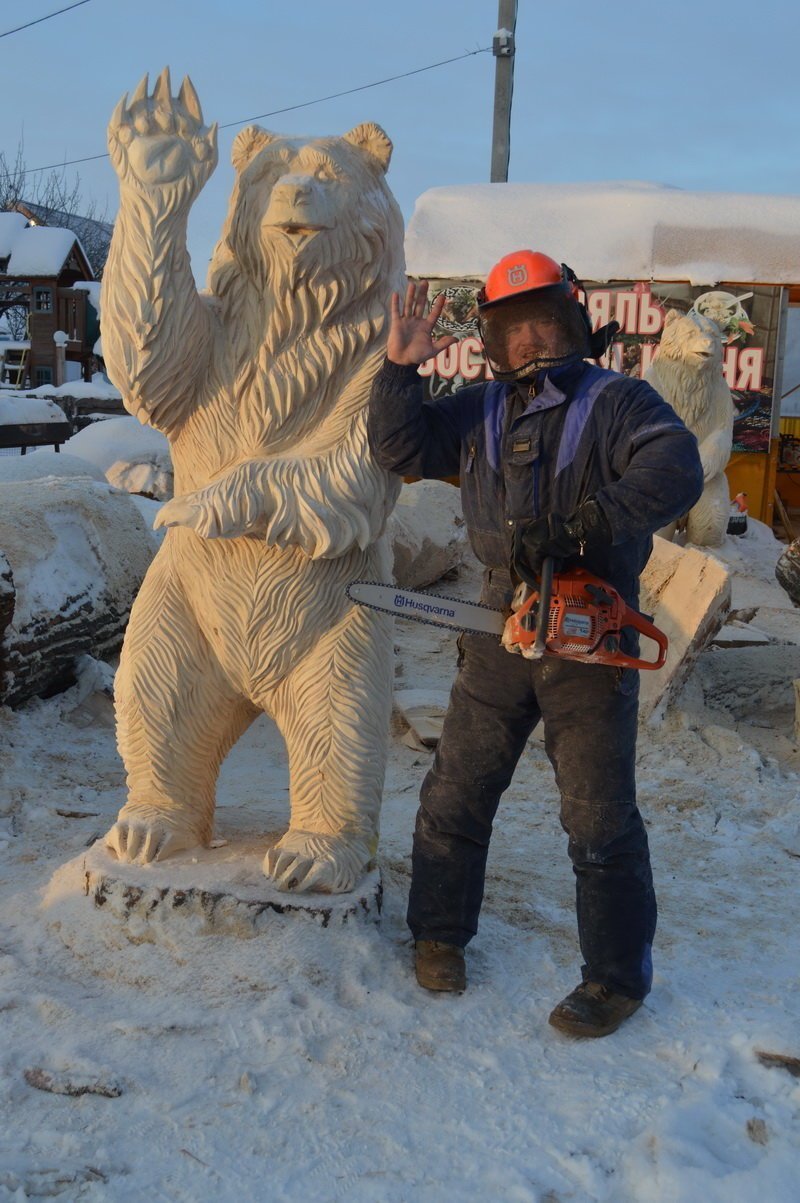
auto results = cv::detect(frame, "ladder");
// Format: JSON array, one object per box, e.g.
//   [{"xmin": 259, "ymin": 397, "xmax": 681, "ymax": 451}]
[{"xmin": 0, "ymin": 345, "xmax": 29, "ymax": 388}]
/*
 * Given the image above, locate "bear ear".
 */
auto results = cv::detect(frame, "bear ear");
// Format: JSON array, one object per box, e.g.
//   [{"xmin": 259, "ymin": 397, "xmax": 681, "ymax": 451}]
[
  {"xmin": 343, "ymin": 122, "xmax": 393, "ymax": 172},
  {"xmin": 232, "ymin": 125, "xmax": 279, "ymax": 172},
  {"xmin": 663, "ymin": 308, "xmax": 681, "ymax": 327}
]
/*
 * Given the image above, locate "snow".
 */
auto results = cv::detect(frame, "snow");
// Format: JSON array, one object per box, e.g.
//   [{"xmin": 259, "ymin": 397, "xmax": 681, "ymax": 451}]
[
  {"xmin": 0, "ymin": 394, "xmax": 66, "ymax": 425},
  {"xmin": 0, "ymin": 211, "xmax": 27, "ymax": 259},
  {"xmin": 405, "ymin": 182, "xmax": 800, "ymax": 285},
  {"xmin": 3, "ymin": 226, "xmax": 86, "ymax": 278},
  {"xmin": 72, "ymin": 281, "xmax": 101, "ymax": 315},
  {"xmin": 61, "ymin": 416, "xmax": 173, "ymax": 501},
  {"xmin": 0, "ymin": 450, "xmax": 105, "ymax": 484},
  {"xmin": 0, "ymin": 526, "xmax": 799, "ymax": 1199},
  {"xmin": 19, "ymin": 374, "xmax": 121, "ymax": 403},
  {"xmin": 64, "ymin": 415, "xmax": 169, "ymax": 476}
]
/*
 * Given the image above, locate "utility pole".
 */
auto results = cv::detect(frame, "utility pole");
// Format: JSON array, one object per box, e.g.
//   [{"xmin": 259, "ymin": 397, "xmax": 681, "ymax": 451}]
[{"xmin": 490, "ymin": 0, "xmax": 517, "ymax": 182}]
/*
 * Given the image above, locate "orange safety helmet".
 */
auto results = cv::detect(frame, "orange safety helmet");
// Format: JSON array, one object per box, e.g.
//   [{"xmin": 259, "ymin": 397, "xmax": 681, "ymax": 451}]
[
  {"xmin": 477, "ymin": 250, "xmax": 580, "ymax": 310},
  {"xmin": 476, "ymin": 249, "xmax": 619, "ymax": 380}
]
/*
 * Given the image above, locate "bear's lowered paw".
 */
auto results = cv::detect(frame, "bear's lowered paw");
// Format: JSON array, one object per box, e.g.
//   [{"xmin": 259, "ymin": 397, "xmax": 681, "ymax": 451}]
[
  {"xmin": 154, "ymin": 462, "xmax": 269, "ymax": 539},
  {"xmin": 264, "ymin": 830, "xmax": 372, "ymax": 894},
  {"xmin": 104, "ymin": 808, "xmax": 204, "ymax": 864}
]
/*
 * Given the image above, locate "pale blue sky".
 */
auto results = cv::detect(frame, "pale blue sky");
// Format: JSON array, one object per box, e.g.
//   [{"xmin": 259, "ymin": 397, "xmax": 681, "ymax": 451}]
[{"xmin": 2, "ymin": 0, "xmax": 798, "ymax": 280}]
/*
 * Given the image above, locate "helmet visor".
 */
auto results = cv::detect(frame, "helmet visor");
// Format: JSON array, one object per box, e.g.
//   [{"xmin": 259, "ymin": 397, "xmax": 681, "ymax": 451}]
[{"xmin": 479, "ymin": 288, "xmax": 589, "ymax": 380}]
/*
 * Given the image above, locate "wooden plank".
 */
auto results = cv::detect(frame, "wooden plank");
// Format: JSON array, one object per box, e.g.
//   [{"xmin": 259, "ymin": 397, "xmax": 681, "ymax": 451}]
[
  {"xmin": 774, "ymin": 489, "xmax": 797, "ymax": 541},
  {"xmin": 0, "ymin": 421, "xmax": 72, "ymax": 450}
]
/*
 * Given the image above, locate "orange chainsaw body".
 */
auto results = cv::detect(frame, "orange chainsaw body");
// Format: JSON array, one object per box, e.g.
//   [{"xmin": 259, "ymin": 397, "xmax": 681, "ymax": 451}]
[{"xmin": 506, "ymin": 567, "xmax": 668, "ymax": 670}]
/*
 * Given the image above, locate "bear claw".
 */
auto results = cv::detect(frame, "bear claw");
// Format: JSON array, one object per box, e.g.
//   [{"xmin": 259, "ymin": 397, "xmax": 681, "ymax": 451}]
[
  {"xmin": 264, "ymin": 831, "xmax": 371, "ymax": 895},
  {"xmin": 105, "ymin": 817, "xmax": 200, "ymax": 865}
]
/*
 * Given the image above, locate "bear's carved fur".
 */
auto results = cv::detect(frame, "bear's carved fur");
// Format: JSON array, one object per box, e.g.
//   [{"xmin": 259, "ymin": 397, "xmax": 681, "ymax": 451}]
[
  {"xmin": 101, "ymin": 69, "xmax": 405, "ymax": 892},
  {"xmin": 645, "ymin": 309, "xmax": 734, "ymax": 547}
]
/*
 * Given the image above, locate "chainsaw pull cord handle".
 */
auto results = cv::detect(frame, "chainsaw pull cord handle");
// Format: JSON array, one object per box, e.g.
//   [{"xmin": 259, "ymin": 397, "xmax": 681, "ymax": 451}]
[{"xmin": 531, "ymin": 556, "xmax": 554, "ymax": 659}]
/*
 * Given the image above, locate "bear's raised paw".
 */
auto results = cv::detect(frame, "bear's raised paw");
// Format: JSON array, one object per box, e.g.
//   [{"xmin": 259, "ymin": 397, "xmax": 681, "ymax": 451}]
[{"xmin": 108, "ymin": 67, "xmax": 217, "ymax": 196}]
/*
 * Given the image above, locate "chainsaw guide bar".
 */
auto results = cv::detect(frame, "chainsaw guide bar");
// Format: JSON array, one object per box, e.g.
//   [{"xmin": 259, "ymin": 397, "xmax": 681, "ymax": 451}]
[{"xmin": 345, "ymin": 581, "xmax": 504, "ymax": 637}]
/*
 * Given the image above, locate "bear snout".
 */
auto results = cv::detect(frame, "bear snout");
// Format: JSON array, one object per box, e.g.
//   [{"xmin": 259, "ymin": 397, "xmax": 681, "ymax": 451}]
[{"xmin": 263, "ymin": 175, "xmax": 333, "ymax": 230}]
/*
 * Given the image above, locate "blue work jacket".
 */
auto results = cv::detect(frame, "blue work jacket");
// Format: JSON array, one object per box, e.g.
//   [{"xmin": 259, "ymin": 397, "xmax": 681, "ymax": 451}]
[{"xmin": 368, "ymin": 358, "xmax": 704, "ymax": 612}]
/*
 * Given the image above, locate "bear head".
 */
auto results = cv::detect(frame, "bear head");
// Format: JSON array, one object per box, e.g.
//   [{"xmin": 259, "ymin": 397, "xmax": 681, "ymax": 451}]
[
  {"xmin": 658, "ymin": 308, "xmax": 723, "ymax": 373},
  {"xmin": 205, "ymin": 122, "xmax": 405, "ymax": 438},
  {"xmin": 209, "ymin": 122, "xmax": 404, "ymax": 316}
]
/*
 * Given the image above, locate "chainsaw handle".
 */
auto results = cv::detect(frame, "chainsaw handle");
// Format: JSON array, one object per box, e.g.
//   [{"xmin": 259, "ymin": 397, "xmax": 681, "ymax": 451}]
[
  {"xmin": 618, "ymin": 609, "xmax": 669, "ymax": 670},
  {"xmin": 532, "ymin": 557, "xmax": 554, "ymax": 658}
]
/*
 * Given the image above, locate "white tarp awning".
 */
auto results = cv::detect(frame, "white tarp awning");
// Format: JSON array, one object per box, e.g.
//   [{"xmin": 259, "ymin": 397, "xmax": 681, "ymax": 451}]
[{"xmin": 405, "ymin": 182, "xmax": 800, "ymax": 286}]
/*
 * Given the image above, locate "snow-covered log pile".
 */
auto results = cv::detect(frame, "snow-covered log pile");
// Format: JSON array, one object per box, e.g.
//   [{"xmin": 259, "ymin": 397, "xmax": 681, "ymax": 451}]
[
  {"xmin": 0, "ymin": 478, "xmax": 154, "ymax": 707},
  {"xmin": 387, "ymin": 479, "xmax": 466, "ymax": 588}
]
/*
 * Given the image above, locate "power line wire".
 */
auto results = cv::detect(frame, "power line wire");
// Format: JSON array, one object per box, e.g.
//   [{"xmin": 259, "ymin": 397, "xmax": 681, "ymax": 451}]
[
  {"xmin": 12, "ymin": 45, "xmax": 491, "ymax": 178},
  {"xmin": 0, "ymin": 0, "xmax": 91, "ymax": 40},
  {"xmin": 218, "ymin": 46, "xmax": 492, "ymax": 129}
]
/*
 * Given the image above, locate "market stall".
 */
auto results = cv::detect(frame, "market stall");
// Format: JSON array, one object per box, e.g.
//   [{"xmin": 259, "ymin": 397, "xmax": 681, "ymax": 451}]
[{"xmin": 405, "ymin": 181, "xmax": 800, "ymax": 526}]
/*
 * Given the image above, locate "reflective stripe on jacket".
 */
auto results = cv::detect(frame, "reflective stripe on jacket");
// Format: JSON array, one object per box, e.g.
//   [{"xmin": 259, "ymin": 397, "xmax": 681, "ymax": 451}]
[{"xmin": 368, "ymin": 358, "xmax": 705, "ymax": 611}]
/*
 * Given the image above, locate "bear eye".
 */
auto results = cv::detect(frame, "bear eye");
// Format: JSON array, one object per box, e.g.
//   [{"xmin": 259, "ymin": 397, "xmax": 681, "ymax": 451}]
[{"xmin": 262, "ymin": 151, "xmax": 292, "ymax": 177}]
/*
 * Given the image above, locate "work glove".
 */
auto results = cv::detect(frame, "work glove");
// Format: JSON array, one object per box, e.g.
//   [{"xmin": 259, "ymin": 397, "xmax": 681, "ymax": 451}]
[{"xmin": 512, "ymin": 498, "xmax": 612, "ymax": 587}]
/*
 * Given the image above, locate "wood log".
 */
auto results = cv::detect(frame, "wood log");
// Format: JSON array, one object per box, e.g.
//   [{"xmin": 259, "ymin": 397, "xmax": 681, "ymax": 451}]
[
  {"xmin": 0, "ymin": 478, "xmax": 154, "ymax": 707},
  {"xmin": 776, "ymin": 538, "xmax": 800, "ymax": 607},
  {"xmin": 54, "ymin": 393, "xmax": 127, "ymax": 432},
  {"xmin": 639, "ymin": 536, "xmax": 731, "ymax": 721}
]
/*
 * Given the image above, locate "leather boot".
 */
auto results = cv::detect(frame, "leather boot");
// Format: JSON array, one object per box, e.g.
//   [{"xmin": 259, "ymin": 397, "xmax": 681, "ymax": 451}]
[
  {"xmin": 548, "ymin": 981, "xmax": 642, "ymax": 1037},
  {"xmin": 414, "ymin": 940, "xmax": 466, "ymax": 993}
]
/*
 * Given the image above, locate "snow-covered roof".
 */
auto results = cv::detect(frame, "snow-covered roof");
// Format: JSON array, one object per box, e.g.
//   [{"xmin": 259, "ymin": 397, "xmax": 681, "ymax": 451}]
[
  {"xmin": 405, "ymin": 182, "xmax": 800, "ymax": 285},
  {"xmin": 3, "ymin": 225, "xmax": 88, "ymax": 278},
  {"xmin": 0, "ymin": 211, "xmax": 27, "ymax": 259},
  {"xmin": 15, "ymin": 202, "xmax": 113, "ymax": 275}
]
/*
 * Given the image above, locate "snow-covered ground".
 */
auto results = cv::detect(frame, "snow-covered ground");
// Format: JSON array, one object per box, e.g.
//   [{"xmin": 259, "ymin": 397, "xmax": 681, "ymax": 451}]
[{"xmin": 1, "ymin": 528, "xmax": 799, "ymax": 1202}]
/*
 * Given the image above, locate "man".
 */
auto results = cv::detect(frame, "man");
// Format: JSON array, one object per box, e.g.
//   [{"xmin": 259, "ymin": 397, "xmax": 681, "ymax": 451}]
[{"xmin": 368, "ymin": 251, "xmax": 704, "ymax": 1037}]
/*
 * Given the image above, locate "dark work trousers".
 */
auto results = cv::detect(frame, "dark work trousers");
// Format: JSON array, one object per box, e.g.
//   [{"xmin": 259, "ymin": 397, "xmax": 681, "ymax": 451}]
[{"xmin": 407, "ymin": 632, "xmax": 656, "ymax": 999}]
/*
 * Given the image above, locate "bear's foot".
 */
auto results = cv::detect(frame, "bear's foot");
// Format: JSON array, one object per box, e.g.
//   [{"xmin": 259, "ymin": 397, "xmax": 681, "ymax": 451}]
[
  {"xmin": 104, "ymin": 806, "xmax": 205, "ymax": 865},
  {"xmin": 264, "ymin": 830, "xmax": 372, "ymax": 894}
]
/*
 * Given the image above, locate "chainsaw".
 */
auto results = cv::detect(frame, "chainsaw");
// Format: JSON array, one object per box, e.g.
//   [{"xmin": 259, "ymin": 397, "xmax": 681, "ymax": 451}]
[{"xmin": 347, "ymin": 557, "xmax": 668, "ymax": 671}]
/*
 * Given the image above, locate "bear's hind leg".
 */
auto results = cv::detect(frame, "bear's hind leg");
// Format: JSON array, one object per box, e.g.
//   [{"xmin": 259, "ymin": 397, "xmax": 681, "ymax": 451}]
[
  {"xmin": 262, "ymin": 605, "xmax": 393, "ymax": 894},
  {"xmin": 107, "ymin": 555, "xmax": 257, "ymax": 863}
]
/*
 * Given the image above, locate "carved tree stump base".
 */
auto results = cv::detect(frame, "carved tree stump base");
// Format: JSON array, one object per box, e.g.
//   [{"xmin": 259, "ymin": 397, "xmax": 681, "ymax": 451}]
[{"xmin": 57, "ymin": 838, "xmax": 382, "ymax": 941}]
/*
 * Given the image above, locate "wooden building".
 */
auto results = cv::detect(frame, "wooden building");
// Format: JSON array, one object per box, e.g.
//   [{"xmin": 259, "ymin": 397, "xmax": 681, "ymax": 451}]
[{"xmin": 0, "ymin": 217, "xmax": 98, "ymax": 388}]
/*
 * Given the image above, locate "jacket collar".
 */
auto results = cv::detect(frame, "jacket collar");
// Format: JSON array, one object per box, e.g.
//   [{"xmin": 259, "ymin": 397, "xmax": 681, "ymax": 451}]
[{"xmin": 512, "ymin": 359, "xmax": 592, "ymax": 415}]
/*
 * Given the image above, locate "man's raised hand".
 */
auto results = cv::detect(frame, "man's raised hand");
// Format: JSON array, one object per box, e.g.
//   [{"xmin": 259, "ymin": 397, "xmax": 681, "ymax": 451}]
[{"xmin": 386, "ymin": 281, "xmax": 458, "ymax": 366}]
